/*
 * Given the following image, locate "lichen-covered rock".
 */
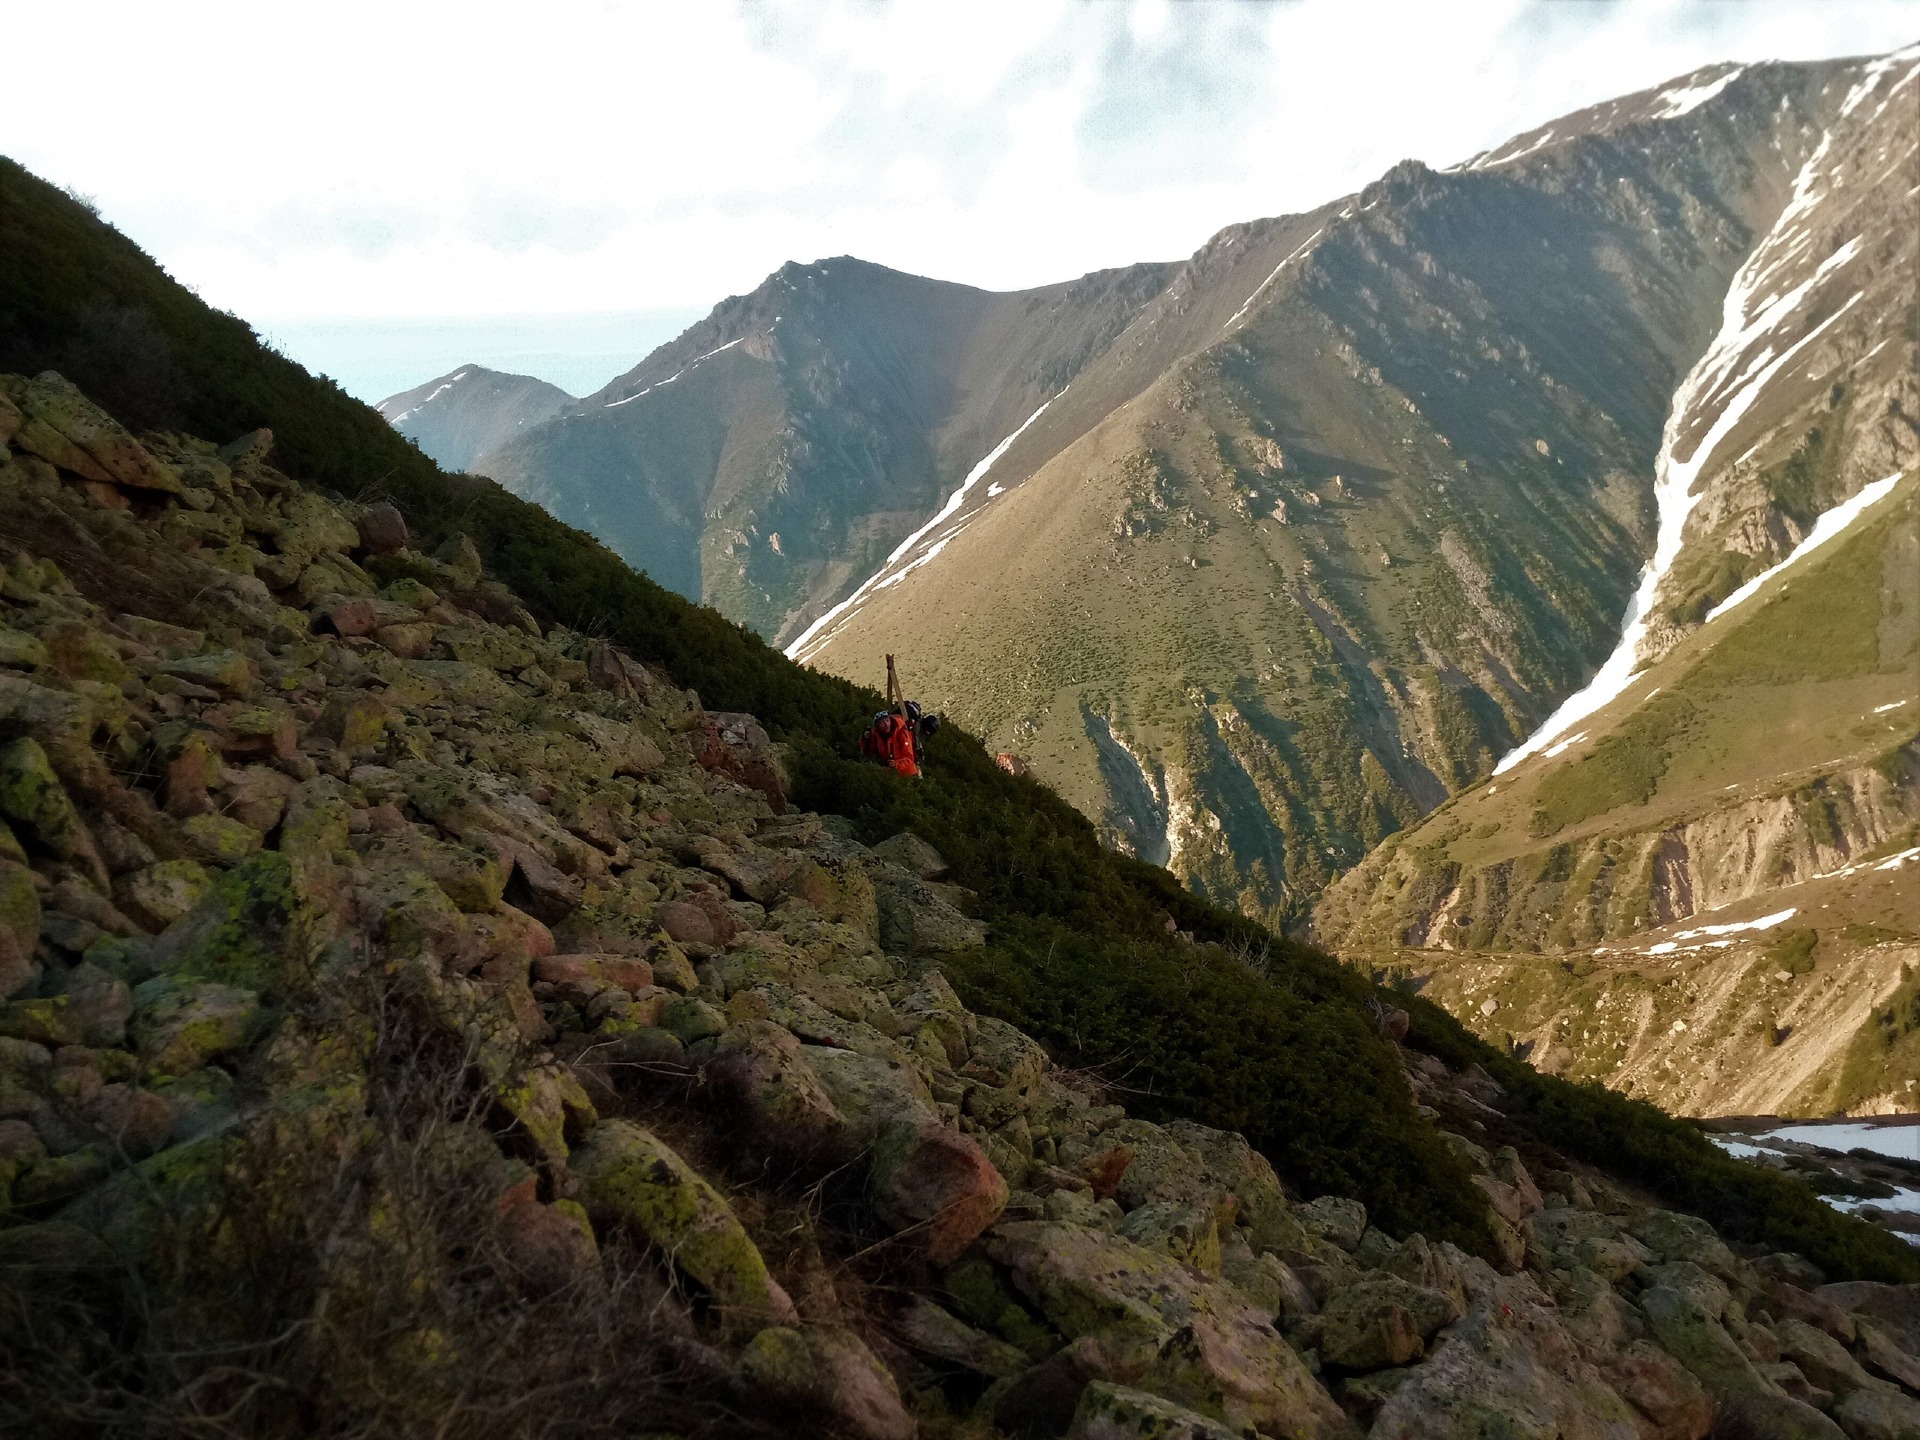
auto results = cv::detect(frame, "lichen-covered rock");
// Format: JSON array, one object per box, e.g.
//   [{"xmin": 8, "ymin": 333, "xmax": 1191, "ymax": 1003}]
[
  {"xmin": 698, "ymin": 1019, "xmax": 846, "ymax": 1157},
  {"xmin": 1067, "ymin": 1380, "xmax": 1241, "ymax": 1440},
  {"xmin": 735, "ymin": 1325, "xmax": 915, "ymax": 1440},
  {"xmin": 129, "ymin": 976, "xmax": 263, "ymax": 1077},
  {"xmin": 0, "ymin": 860, "xmax": 40, "ymax": 1000},
  {"xmin": 0, "ymin": 737, "xmax": 102, "ymax": 879},
  {"xmin": 1372, "ymin": 1297, "xmax": 1641, "ymax": 1440},
  {"xmin": 870, "ymin": 832, "xmax": 949, "ymax": 880},
  {"xmin": 1305, "ymin": 1276, "xmax": 1458, "ymax": 1371},
  {"xmin": 1296, "ymin": 1196, "xmax": 1368, "ymax": 1253},
  {"xmin": 894, "ymin": 1296, "xmax": 1031, "ymax": 1378},
  {"xmin": 115, "ymin": 859, "xmax": 212, "ymax": 931},
  {"xmin": 985, "ymin": 1220, "xmax": 1348, "ymax": 1438},
  {"xmin": 10, "ymin": 372, "xmax": 181, "ymax": 492},
  {"xmin": 570, "ymin": 1118, "xmax": 796, "ymax": 1332}
]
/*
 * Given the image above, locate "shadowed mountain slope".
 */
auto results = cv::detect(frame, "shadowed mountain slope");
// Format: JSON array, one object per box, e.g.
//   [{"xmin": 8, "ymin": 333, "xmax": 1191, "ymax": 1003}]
[
  {"xmin": 377, "ymin": 365, "xmax": 574, "ymax": 472},
  {"xmin": 473, "ymin": 257, "xmax": 1175, "ymax": 640}
]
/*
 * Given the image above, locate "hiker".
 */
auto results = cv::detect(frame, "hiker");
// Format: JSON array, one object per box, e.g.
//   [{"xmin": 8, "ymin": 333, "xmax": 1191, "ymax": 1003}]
[{"xmin": 858, "ymin": 655, "xmax": 940, "ymax": 778}]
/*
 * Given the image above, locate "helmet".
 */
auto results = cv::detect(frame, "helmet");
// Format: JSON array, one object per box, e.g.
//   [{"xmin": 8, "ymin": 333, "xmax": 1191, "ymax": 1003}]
[{"xmin": 918, "ymin": 711, "xmax": 941, "ymax": 737}]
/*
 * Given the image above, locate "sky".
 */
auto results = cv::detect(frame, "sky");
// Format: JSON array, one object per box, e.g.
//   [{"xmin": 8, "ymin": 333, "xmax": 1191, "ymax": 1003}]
[{"xmin": 5, "ymin": 0, "xmax": 1914, "ymax": 400}]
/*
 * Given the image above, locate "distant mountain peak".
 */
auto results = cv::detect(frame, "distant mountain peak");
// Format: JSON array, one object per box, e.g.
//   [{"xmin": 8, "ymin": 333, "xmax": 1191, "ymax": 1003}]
[{"xmin": 375, "ymin": 364, "xmax": 575, "ymax": 473}]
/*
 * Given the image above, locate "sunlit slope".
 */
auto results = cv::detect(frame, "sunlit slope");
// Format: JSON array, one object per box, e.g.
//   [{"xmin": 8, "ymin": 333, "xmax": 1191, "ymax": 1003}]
[
  {"xmin": 1312, "ymin": 471, "xmax": 1918, "ymax": 1115},
  {"xmin": 806, "ymin": 58, "xmax": 1869, "ymax": 921}
]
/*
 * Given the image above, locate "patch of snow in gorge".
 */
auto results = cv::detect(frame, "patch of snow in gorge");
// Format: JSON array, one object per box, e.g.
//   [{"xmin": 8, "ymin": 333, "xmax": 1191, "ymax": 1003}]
[
  {"xmin": 1494, "ymin": 143, "xmax": 1864, "ymax": 775},
  {"xmin": 1703, "ymin": 470, "xmax": 1906, "ymax": 621},
  {"xmin": 786, "ymin": 393, "xmax": 1061, "ymax": 662}
]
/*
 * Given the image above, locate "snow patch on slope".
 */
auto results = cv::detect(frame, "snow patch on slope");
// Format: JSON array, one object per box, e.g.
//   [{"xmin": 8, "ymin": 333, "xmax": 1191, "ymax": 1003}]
[
  {"xmin": 604, "ymin": 338, "xmax": 744, "ymax": 409},
  {"xmin": 787, "ymin": 394, "xmax": 1062, "ymax": 662},
  {"xmin": 1704, "ymin": 471, "xmax": 1906, "ymax": 621},
  {"xmin": 1652, "ymin": 66, "xmax": 1746, "ymax": 118}
]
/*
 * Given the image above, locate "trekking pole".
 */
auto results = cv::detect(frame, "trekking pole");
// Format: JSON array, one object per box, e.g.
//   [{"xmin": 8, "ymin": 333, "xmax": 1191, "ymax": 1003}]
[{"xmin": 886, "ymin": 654, "xmax": 901, "ymax": 712}]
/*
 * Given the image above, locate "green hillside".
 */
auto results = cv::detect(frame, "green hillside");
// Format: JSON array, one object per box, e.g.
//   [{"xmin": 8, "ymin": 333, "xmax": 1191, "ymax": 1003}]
[{"xmin": 4, "ymin": 150, "xmax": 1906, "ymax": 1286}]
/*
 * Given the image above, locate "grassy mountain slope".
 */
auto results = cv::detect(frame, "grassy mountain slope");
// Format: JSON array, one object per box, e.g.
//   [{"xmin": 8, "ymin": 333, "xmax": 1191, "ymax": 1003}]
[
  {"xmin": 2, "ymin": 148, "xmax": 1905, "ymax": 1296},
  {"xmin": 475, "ymin": 257, "xmax": 1175, "ymax": 642},
  {"xmin": 806, "ymin": 58, "xmax": 1875, "ymax": 926},
  {"xmin": 1311, "ymin": 47, "xmax": 1920, "ymax": 1117},
  {"xmin": 376, "ymin": 364, "xmax": 575, "ymax": 472},
  {"xmin": 1314, "ymin": 472, "xmax": 1920, "ymax": 1115}
]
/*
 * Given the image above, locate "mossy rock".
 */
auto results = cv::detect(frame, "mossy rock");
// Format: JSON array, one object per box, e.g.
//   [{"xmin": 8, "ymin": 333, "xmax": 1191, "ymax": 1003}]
[{"xmin": 570, "ymin": 1118, "xmax": 795, "ymax": 1333}]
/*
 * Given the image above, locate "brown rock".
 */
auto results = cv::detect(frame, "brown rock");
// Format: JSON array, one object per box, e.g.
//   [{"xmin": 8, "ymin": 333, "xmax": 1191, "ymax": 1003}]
[
  {"xmin": 373, "ymin": 623, "xmax": 434, "ymax": 659},
  {"xmin": 85, "ymin": 1083, "xmax": 174, "ymax": 1157},
  {"xmin": 1077, "ymin": 1144, "xmax": 1136, "ymax": 1201},
  {"xmin": 1596, "ymin": 1341, "xmax": 1713, "ymax": 1440},
  {"xmin": 654, "ymin": 898, "xmax": 725, "ymax": 948},
  {"xmin": 356, "ymin": 504, "xmax": 410, "ymax": 554},
  {"xmin": 692, "ymin": 711, "xmax": 789, "ymax": 813},
  {"xmin": 496, "ymin": 1192, "xmax": 596, "ymax": 1295},
  {"xmin": 324, "ymin": 598, "xmax": 379, "ymax": 637}
]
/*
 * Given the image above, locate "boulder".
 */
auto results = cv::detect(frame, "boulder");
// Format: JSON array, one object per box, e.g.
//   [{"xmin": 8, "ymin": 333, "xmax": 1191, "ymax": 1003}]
[
  {"xmin": 1594, "ymin": 1341, "xmax": 1712, "ymax": 1440},
  {"xmin": 809, "ymin": 1046, "xmax": 1007, "ymax": 1262},
  {"xmin": 985, "ymin": 1220, "xmax": 1348, "ymax": 1439},
  {"xmin": 496, "ymin": 1193, "xmax": 597, "ymax": 1296},
  {"xmin": 1373, "ymin": 1298, "xmax": 1642, "ymax": 1440},
  {"xmin": 1068, "ymin": 1380, "xmax": 1241, "ymax": 1440},
  {"xmin": 1295, "ymin": 1196, "xmax": 1368, "ymax": 1253},
  {"xmin": 570, "ymin": 1119, "xmax": 796, "ymax": 1333},
  {"xmin": 1306, "ymin": 1276, "xmax": 1459, "ymax": 1371},
  {"xmin": 1630, "ymin": 1210, "xmax": 1741, "ymax": 1282},
  {"xmin": 128, "ymin": 976, "xmax": 262, "ymax": 1077},
  {"xmin": 1832, "ymin": 1385, "xmax": 1920, "ymax": 1440},
  {"xmin": 870, "ymin": 832, "xmax": 949, "ymax": 880},
  {"xmin": 356, "ymin": 503, "xmax": 410, "ymax": 554},
  {"xmin": 873, "ymin": 871, "xmax": 986, "ymax": 955},
  {"xmin": 698, "ymin": 1019, "xmax": 847, "ymax": 1158},
  {"xmin": 692, "ymin": 711, "xmax": 789, "ymax": 813},
  {"xmin": 11, "ymin": 373, "xmax": 180, "ymax": 492},
  {"xmin": 1855, "ymin": 1319, "xmax": 1920, "ymax": 1393},
  {"xmin": 1117, "ymin": 1201, "xmax": 1222, "ymax": 1275},
  {"xmin": 0, "ymin": 861, "xmax": 40, "ymax": 1000},
  {"xmin": 894, "ymin": 1296, "xmax": 1030, "ymax": 1378},
  {"xmin": 0, "ymin": 737, "xmax": 103, "ymax": 881},
  {"xmin": 735, "ymin": 1325, "xmax": 914, "ymax": 1440},
  {"xmin": 1773, "ymin": 1318, "xmax": 1876, "ymax": 1396}
]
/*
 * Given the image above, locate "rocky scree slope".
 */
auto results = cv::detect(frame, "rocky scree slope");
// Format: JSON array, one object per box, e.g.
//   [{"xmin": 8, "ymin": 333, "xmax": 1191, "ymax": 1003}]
[
  {"xmin": 4, "ymin": 375, "xmax": 1919, "ymax": 1439},
  {"xmin": 798, "ymin": 52, "xmax": 1908, "ymax": 929},
  {"xmin": 1314, "ymin": 47, "xmax": 1920, "ymax": 1118},
  {"xmin": 377, "ymin": 365, "xmax": 576, "ymax": 473}
]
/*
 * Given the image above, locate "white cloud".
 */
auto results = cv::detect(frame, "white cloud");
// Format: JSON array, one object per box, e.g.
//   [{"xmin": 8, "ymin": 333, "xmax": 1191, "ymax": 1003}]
[{"xmin": 2, "ymin": 0, "xmax": 1912, "ymax": 327}]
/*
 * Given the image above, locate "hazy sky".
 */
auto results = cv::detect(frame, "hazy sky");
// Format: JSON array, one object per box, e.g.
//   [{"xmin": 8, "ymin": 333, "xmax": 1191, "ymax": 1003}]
[{"xmin": 5, "ymin": 1, "xmax": 1913, "ymax": 393}]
